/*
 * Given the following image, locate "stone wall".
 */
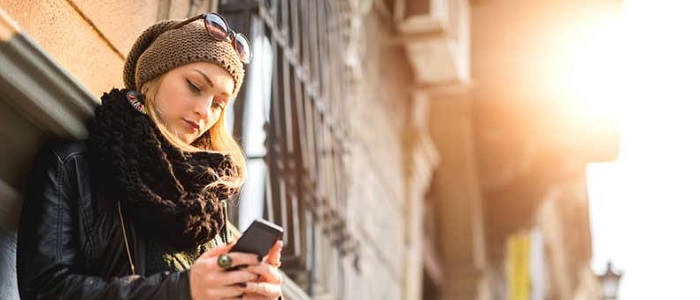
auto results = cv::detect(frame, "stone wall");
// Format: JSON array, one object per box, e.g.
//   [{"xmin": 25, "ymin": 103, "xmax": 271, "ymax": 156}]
[
  {"xmin": 343, "ymin": 4, "xmax": 435, "ymax": 299},
  {"xmin": 0, "ymin": 0, "xmax": 214, "ymax": 98}
]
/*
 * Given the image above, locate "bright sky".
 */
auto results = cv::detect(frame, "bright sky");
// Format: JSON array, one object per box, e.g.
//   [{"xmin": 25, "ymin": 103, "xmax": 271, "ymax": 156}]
[{"xmin": 586, "ymin": 0, "xmax": 700, "ymax": 299}]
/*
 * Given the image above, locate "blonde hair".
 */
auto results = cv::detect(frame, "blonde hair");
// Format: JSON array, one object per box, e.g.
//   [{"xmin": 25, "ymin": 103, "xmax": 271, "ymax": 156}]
[{"xmin": 140, "ymin": 76, "xmax": 246, "ymax": 190}]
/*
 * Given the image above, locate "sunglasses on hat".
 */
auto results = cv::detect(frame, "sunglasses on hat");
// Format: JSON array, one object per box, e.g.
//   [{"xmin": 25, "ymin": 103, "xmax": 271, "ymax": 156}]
[{"xmin": 172, "ymin": 12, "xmax": 252, "ymax": 64}]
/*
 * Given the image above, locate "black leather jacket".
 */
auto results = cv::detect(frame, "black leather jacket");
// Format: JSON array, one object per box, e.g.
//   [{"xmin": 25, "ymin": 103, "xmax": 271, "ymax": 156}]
[{"xmin": 16, "ymin": 141, "xmax": 192, "ymax": 299}]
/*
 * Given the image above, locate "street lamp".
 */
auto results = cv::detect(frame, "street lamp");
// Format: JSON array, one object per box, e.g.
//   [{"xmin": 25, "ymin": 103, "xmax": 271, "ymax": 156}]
[{"xmin": 598, "ymin": 260, "xmax": 623, "ymax": 299}]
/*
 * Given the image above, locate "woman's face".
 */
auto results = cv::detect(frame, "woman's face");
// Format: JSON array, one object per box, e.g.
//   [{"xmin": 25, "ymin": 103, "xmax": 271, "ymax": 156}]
[{"xmin": 151, "ymin": 62, "xmax": 234, "ymax": 145}]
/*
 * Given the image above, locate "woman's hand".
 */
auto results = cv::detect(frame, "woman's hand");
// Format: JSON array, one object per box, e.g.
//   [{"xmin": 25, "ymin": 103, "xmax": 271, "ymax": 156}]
[
  {"xmin": 237, "ymin": 240, "xmax": 284, "ymax": 300},
  {"xmin": 189, "ymin": 243, "xmax": 261, "ymax": 300}
]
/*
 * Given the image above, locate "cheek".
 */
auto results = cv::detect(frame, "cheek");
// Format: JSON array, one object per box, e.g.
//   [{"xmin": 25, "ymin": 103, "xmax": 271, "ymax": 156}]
[
  {"xmin": 154, "ymin": 104, "xmax": 177, "ymax": 125},
  {"xmin": 152, "ymin": 101, "xmax": 184, "ymax": 133},
  {"xmin": 159, "ymin": 97, "xmax": 188, "ymax": 120}
]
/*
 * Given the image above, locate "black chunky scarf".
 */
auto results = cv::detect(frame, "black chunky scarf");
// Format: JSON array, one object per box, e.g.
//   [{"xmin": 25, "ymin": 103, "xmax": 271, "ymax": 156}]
[{"xmin": 89, "ymin": 89, "xmax": 240, "ymax": 249}]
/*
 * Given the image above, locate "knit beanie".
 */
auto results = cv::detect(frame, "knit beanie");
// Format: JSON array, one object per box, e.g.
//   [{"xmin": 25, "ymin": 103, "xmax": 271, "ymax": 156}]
[{"xmin": 123, "ymin": 18, "xmax": 245, "ymax": 96}]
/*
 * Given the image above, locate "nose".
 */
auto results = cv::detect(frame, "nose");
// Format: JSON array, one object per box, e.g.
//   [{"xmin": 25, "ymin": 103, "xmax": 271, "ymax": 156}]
[{"xmin": 194, "ymin": 96, "xmax": 213, "ymax": 119}]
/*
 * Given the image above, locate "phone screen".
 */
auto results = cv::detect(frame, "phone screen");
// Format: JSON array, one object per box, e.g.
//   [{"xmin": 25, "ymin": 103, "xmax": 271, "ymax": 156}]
[{"xmin": 229, "ymin": 219, "xmax": 284, "ymax": 257}]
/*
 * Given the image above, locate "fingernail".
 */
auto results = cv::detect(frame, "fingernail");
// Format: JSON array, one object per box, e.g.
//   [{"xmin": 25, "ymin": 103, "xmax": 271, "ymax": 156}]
[{"xmin": 235, "ymin": 282, "xmax": 247, "ymax": 288}]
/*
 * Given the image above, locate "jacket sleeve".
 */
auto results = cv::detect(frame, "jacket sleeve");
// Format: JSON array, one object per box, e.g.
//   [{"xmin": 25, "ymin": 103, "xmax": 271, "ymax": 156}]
[{"xmin": 16, "ymin": 143, "xmax": 192, "ymax": 300}]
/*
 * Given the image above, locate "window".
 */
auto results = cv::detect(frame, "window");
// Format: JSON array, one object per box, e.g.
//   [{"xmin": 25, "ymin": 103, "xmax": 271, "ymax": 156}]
[{"xmin": 220, "ymin": 0, "xmax": 359, "ymax": 296}]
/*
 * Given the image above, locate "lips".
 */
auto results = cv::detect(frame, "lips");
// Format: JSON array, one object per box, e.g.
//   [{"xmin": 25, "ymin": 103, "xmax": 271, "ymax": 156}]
[{"xmin": 184, "ymin": 119, "xmax": 200, "ymax": 131}]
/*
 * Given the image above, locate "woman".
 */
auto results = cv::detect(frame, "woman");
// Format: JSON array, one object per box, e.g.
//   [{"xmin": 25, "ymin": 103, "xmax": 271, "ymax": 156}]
[{"xmin": 16, "ymin": 13, "xmax": 283, "ymax": 300}]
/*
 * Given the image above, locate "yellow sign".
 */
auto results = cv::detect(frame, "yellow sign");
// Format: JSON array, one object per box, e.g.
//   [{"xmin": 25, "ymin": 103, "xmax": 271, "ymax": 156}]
[{"xmin": 508, "ymin": 233, "xmax": 531, "ymax": 300}]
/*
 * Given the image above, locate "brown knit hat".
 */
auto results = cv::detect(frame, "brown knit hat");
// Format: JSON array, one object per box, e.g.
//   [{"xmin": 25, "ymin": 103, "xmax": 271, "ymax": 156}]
[{"xmin": 123, "ymin": 18, "xmax": 245, "ymax": 96}]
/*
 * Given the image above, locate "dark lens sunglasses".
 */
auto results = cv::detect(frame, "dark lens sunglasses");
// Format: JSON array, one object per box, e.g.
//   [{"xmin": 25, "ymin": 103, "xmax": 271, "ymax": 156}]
[{"xmin": 172, "ymin": 12, "xmax": 252, "ymax": 64}]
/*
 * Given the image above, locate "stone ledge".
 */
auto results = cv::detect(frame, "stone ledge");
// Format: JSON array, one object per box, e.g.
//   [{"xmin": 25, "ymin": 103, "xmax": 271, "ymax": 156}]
[{"xmin": 0, "ymin": 7, "xmax": 95, "ymax": 139}]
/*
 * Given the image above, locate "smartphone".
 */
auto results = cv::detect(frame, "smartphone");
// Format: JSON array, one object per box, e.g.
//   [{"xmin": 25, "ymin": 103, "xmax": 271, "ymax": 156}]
[{"xmin": 229, "ymin": 218, "xmax": 284, "ymax": 257}]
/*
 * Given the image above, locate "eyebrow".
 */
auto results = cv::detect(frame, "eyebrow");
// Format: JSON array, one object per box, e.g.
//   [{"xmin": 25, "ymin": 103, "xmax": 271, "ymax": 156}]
[{"xmin": 192, "ymin": 69, "xmax": 232, "ymax": 98}]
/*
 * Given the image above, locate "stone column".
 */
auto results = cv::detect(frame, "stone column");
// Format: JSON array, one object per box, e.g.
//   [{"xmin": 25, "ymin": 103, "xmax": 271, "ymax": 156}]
[{"xmin": 402, "ymin": 91, "xmax": 440, "ymax": 300}]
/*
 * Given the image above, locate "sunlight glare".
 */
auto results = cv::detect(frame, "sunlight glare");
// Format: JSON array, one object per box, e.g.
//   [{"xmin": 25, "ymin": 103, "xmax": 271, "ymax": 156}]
[{"xmin": 586, "ymin": 0, "xmax": 700, "ymax": 299}]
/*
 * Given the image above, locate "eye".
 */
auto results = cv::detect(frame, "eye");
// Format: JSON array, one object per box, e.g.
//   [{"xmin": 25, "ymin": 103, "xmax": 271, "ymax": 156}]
[
  {"xmin": 213, "ymin": 100, "xmax": 226, "ymax": 110},
  {"xmin": 186, "ymin": 79, "xmax": 201, "ymax": 93}
]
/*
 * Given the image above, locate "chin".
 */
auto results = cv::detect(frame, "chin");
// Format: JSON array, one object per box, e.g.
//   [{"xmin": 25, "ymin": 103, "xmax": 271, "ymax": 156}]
[
  {"xmin": 174, "ymin": 132, "xmax": 195, "ymax": 145},
  {"xmin": 184, "ymin": 137, "xmax": 196, "ymax": 145}
]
